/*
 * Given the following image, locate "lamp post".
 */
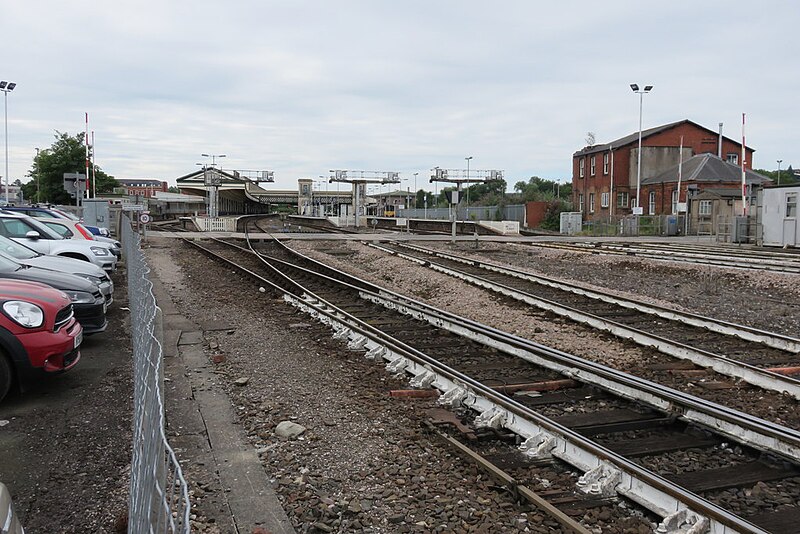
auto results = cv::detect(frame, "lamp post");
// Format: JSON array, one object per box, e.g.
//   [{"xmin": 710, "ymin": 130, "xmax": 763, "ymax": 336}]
[
  {"xmin": 1, "ymin": 81, "xmax": 16, "ymax": 205},
  {"xmin": 465, "ymin": 156, "xmax": 473, "ymax": 207},
  {"xmin": 629, "ymin": 83, "xmax": 652, "ymax": 212},
  {"xmin": 777, "ymin": 159, "xmax": 783, "ymax": 186},
  {"xmin": 201, "ymin": 153, "xmax": 226, "ymax": 167},
  {"xmin": 35, "ymin": 147, "xmax": 40, "ymax": 203},
  {"xmin": 413, "ymin": 172, "xmax": 418, "ymax": 209}
]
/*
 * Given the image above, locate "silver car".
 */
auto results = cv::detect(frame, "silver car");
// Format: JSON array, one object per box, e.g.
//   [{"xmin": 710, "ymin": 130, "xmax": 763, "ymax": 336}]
[
  {"xmin": 0, "ymin": 213, "xmax": 117, "ymax": 273},
  {"xmin": 0, "ymin": 234, "xmax": 113, "ymax": 305}
]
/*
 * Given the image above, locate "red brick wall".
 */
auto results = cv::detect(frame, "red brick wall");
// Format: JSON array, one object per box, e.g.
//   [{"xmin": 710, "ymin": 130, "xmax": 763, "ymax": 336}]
[
  {"xmin": 525, "ymin": 201, "xmax": 549, "ymax": 228},
  {"xmin": 571, "ymin": 121, "xmax": 754, "ymax": 220}
]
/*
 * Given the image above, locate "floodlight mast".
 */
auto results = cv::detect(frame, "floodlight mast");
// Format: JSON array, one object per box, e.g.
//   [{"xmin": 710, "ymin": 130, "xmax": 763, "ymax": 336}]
[
  {"xmin": 430, "ymin": 167, "xmax": 504, "ymax": 242},
  {"xmin": 328, "ymin": 170, "xmax": 401, "ymax": 228}
]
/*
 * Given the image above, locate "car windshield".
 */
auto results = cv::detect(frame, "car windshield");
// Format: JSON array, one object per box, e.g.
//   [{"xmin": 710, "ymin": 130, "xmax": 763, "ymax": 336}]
[
  {"xmin": 0, "ymin": 235, "xmax": 39, "ymax": 259},
  {"xmin": 41, "ymin": 221, "xmax": 73, "ymax": 238},
  {"xmin": 0, "ymin": 252, "xmax": 23, "ymax": 273},
  {"xmin": 0, "ymin": 216, "xmax": 65, "ymax": 240},
  {"xmin": 53, "ymin": 209, "xmax": 80, "ymax": 221}
]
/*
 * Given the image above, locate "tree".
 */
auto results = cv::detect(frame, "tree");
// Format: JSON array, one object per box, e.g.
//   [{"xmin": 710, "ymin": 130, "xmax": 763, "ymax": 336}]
[
  {"xmin": 754, "ymin": 166, "xmax": 798, "ymax": 185},
  {"xmin": 22, "ymin": 131, "xmax": 118, "ymax": 205},
  {"xmin": 513, "ymin": 176, "xmax": 571, "ymax": 202}
]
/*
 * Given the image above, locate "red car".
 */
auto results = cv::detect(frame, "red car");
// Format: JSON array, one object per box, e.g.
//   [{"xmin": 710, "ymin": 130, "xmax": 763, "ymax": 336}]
[{"xmin": 0, "ymin": 280, "xmax": 82, "ymax": 401}]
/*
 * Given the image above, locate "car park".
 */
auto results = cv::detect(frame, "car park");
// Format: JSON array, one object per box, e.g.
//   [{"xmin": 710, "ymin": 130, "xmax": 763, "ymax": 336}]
[
  {"xmin": 34, "ymin": 217, "xmax": 122, "ymax": 258},
  {"xmin": 0, "ymin": 234, "xmax": 113, "ymax": 306},
  {"xmin": 0, "ymin": 212, "xmax": 117, "ymax": 273},
  {"xmin": 2, "ymin": 205, "xmax": 111, "ymax": 237},
  {"xmin": 0, "ymin": 253, "xmax": 107, "ymax": 334},
  {"xmin": 0, "ymin": 279, "xmax": 82, "ymax": 402}
]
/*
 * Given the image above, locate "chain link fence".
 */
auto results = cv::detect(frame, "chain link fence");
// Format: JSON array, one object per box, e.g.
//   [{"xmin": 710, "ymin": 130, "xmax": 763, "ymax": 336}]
[{"xmin": 123, "ymin": 216, "xmax": 191, "ymax": 533}]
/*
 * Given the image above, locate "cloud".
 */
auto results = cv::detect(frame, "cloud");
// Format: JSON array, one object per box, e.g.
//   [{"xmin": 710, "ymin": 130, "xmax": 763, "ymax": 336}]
[{"xmin": 1, "ymin": 1, "xmax": 798, "ymax": 191}]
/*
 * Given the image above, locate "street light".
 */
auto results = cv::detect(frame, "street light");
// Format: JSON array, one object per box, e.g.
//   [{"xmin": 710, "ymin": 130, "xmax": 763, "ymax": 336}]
[
  {"xmin": 201, "ymin": 153, "xmax": 226, "ymax": 167},
  {"xmin": 413, "ymin": 172, "xmax": 418, "ymax": 209},
  {"xmin": 1, "ymin": 81, "xmax": 16, "ymax": 204},
  {"xmin": 630, "ymin": 83, "xmax": 653, "ymax": 212},
  {"xmin": 777, "ymin": 159, "xmax": 783, "ymax": 186},
  {"xmin": 35, "ymin": 147, "xmax": 40, "ymax": 203},
  {"xmin": 465, "ymin": 156, "xmax": 473, "ymax": 205}
]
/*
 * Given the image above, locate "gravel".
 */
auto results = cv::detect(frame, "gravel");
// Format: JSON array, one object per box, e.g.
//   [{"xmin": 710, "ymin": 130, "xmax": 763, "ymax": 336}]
[{"xmin": 288, "ymin": 240, "xmax": 800, "ymax": 429}]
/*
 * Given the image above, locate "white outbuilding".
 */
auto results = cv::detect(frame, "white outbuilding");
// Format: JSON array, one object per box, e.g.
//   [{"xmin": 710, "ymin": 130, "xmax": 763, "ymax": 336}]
[{"xmin": 759, "ymin": 185, "xmax": 799, "ymax": 247}]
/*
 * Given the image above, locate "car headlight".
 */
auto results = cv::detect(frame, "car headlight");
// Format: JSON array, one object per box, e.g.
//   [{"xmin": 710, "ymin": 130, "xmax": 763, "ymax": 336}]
[
  {"xmin": 90, "ymin": 246, "xmax": 110, "ymax": 256},
  {"xmin": 63, "ymin": 290, "xmax": 96, "ymax": 304},
  {"xmin": 77, "ymin": 274, "xmax": 104, "ymax": 285},
  {"xmin": 2, "ymin": 300, "xmax": 44, "ymax": 328}
]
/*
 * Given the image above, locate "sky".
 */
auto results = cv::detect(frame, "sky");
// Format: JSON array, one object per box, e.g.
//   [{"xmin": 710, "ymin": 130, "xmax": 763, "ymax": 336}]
[{"xmin": 2, "ymin": 1, "xmax": 798, "ymax": 191}]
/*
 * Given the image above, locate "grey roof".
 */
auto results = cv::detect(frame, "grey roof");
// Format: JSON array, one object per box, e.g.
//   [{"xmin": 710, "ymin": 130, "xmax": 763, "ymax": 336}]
[
  {"xmin": 641, "ymin": 153, "xmax": 771, "ymax": 186},
  {"xmin": 573, "ymin": 119, "xmax": 751, "ymax": 157}
]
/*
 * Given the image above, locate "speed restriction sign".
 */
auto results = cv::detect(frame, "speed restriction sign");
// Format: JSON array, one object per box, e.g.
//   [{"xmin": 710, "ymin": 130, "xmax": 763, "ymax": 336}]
[{"xmin": 139, "ymin": 213, "xmax": 151, "ymax": 224}]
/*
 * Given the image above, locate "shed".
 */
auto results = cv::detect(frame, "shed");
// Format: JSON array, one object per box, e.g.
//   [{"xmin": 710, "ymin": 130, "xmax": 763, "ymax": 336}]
[{"xmin": 760, "ymin": 185, "xmax": 799, "ymax": 247}]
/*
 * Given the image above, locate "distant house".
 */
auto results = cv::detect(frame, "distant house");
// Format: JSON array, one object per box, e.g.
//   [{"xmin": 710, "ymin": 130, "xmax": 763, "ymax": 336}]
[
  {"xmin": 117, "ymin": 179, "xmax": 168, "ymax": 198},
  {"xmin": 642, "ymin": 153, "xmax": 771, "ymax": 217},
  {"xmin": 572, "ymin": 119, "xmax": 755, "ymax": 220}
]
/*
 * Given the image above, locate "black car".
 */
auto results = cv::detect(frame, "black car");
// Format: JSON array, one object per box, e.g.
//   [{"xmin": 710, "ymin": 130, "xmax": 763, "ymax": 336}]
[{"xmin": 0, "ymin": 253, "xmax": 107, "ymax": 334}]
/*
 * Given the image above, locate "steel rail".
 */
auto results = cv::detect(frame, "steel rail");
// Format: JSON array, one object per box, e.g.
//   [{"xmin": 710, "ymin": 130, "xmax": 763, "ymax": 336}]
[
  {"xmin": 364, "ymin": 242, "xmax": 800, "ymax": 399},
  {"xmin": 191, "ymin": 235, "xmax": 772, "ymax": 534},
  {"xmin": 378, "ymin": 241, "xmax": 800, "ymax": 354},
  {"xmin": 531, "ymin": 242, "xmax": 800, "ymax": 274},
  {"xmin": 255, "ymin": 240, "xmax": 800, "ymax": 460}
]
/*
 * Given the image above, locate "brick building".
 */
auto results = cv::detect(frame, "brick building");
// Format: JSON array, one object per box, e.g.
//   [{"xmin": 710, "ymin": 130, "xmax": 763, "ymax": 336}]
[
  {"xmin": 572, "ymin": 120, "xmax": 754, "ymax": 220},
  {"xmin": 117, "ymin": 179, "xmax": 168, "ymax": 198}
]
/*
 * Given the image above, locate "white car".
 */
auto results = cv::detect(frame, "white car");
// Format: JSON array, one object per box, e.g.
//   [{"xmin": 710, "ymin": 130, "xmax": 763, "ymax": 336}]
[
  {"xmin": 0, "ymin": 212, "xmax": 117, "ymax": 273},
  {"xmin": 34, "ymin": 217, "xmax": 122, "ymax": 258}
]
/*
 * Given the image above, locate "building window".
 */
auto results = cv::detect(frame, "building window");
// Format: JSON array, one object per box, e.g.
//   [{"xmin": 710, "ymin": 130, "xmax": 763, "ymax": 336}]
[
  {"xmin": 589, "ymin": 193, "xmax": 595, "ymax": 213},
  {"xmin": 578, "ymin": 194, "xmax": 584, "ymax": 212},
  {"xmin": 617, "ymin": 192, "xmax": 629, "ymax": 208},
  {"xmin": 787, "ymin": 193, "xmax": 798, "ymax": 218},
  {"xmin": 671, "ymin": 189, "xmax": 679, "ymax": 214},
  {"xmin": 600, "ymin": 192, "xmax": 610, "ymax": 208},
  {"xmin": 648, "ymin": 191, "xmax": 656, "ymax": 215},
  {"xmin": 727, "ymin": 153, "xmax": 739, "ymax": 165},
  {"xmin": 699, "ymin": 200, "xmax": 712, "ymax": 216},
  {"xmin": 603, "ymin": 153, "xmax": 609, "ymax": 175},
  {"xmin": 590, "ymin": 157, "xmax": 596, "ymax": 176},
  {"xmin": 579, "ymin": 159, "xmax": 585, "ymax": 178}
]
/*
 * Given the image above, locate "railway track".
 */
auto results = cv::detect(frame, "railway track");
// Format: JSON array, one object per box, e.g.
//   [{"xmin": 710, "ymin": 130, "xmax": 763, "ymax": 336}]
[
  {"xmin": 530, "ymin": 241, "xmax": 800, "ymax": 274},
  {"xmin": 366, "ymin": 241, "xmax": 800, "ymax": 401},
  {"xmin": 182, "ymin": 229, "xmax": 800, "ymax": 533}
]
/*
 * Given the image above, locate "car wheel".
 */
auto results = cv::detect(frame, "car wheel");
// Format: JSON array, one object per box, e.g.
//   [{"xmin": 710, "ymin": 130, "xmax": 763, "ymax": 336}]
[{"xmin": 0, "ymin": 354, "xmax": 11, "ymax": 402}]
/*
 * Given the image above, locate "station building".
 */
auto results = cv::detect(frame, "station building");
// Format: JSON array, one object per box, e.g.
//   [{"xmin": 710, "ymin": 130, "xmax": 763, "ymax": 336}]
[{"xmin": 572, "ymin": 120, "xmax": 756, "ymax": 220}]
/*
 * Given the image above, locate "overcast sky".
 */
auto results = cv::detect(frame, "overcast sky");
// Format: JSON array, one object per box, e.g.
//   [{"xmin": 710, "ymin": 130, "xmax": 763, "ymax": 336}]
[{"xmin": 2, "ymin": 1, "xmax": 798, "ymax": 191}]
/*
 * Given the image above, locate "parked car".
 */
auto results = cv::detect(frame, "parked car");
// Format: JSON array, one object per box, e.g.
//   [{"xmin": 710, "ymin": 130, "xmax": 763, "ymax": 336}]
[
  {"xmin": 0, "ymin": 234, "xmax": 113, "ymax": 306},
  {"xmin": 0, "ymin": 482, "xmax": 25, "ymax": 533},
  {"xmin": 34, "ymin": 217, "xmax": 122, "ymax": 258},
  {"xmin": 0, "ymin": 279, "xmax": 82, "ymax": 402},
  {"xmin": 0, "ymin": 212, "xmax": 117, "ymax": 273},
  {"xmin": 3, "ymin": 205, "xmax": 110, "ymax": 237},
  {"xmin": 0, "ymin": 253, "xmax": 107, "ymax": 334}
]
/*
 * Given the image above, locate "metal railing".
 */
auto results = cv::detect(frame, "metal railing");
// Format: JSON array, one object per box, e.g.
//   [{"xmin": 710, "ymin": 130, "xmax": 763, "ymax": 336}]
[{"xmin": 123, "ymin": 216, "xmax": 191, "ymax": 534}]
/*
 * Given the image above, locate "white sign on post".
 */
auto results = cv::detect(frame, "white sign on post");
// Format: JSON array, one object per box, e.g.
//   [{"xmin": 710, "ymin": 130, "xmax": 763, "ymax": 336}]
[
  {"xmin": 632, "ymin": 207, "xmax": 644, "ymax": 215},
  {"xmin": 139, "ymin": 213, "xmax": 151, "ymax": 224}
]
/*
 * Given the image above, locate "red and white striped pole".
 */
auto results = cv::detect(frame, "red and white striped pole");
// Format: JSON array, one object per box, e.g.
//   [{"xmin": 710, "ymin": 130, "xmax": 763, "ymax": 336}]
[
  {"xmin": 85, "ymin": 112, "xmax": 90, "ymax": 199},
  {"xmin": 741, "ymin": 113, "xmax": 747, "ymax": 216}
]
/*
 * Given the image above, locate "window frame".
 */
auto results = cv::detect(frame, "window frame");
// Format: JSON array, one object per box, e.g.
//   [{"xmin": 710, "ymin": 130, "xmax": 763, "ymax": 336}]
[
  {"xmin": 578, "ymin": 193, "xmax": 584, "ymax": 212},
  {"xmin": 579, "ymin": 158, "xmax": 585, "ymax": 178},
  {"xmin": 617, "ymin": 191, "xmax": 629, "ymax": 208},
  {"xmin": 600, "ymin": 192, "xmax": 610, "ymax": 208},
  {"xmin": 648, "ymin": 191, "xmax": 656, "ymax": 215},
  {"xmin": 699, "ymin": 200, "xmax": 713, "ymax": 216},
  {"xmin": 590, "ymin": 156, "xmax": 596, "ymax": 176},
  {"xmin": 787, "ymin": 193, "xmax": 798, "ymax": 218},
  {"xmin": 589, "ymin": 192, "xmax": 595, "ymax": 213},
  {"xmin": 726, "ymin": 153, "xmax": 739, "ymax": 165}
]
